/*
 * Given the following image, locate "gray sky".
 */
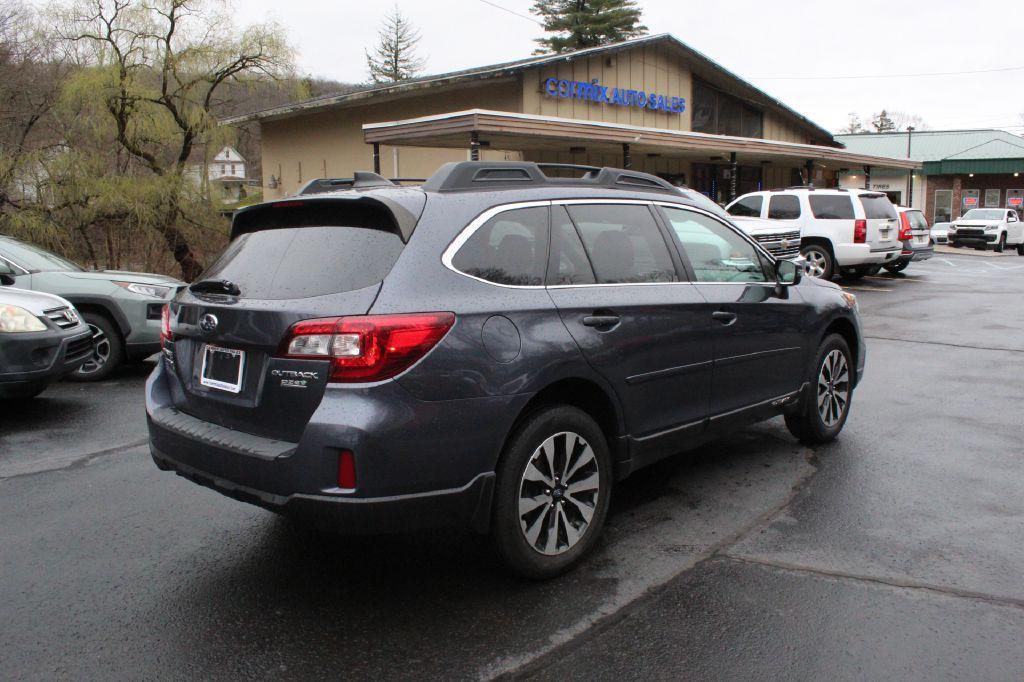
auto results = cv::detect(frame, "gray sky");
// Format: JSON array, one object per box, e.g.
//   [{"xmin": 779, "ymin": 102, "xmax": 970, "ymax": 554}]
[{"xmin": 239, "ymin": 0, "xmax": 1024, "ymax": 134}]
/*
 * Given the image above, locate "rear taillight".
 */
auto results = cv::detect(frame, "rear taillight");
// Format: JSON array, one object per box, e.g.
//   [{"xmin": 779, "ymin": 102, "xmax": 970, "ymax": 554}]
[
  {"xmin": 854, "ymin": 219, "xmax": 867, "ymax": 244},
  {"xmin": 279, "ymin": 312, "xmax": 455, "ymax": 383},
  {"xmin": 898, "ymin": 212, "xmax": 912, "ymax": 240},
  {"xmin": 160, "ymin": 304, "xmax": 171, "ymax": 346},
  {"xmin": 337, "ymin": 450, "xmax": 357, "ymax": 490}
]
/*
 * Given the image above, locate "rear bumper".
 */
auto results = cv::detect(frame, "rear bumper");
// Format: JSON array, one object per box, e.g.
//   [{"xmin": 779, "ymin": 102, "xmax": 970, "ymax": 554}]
[
  {"xmin": 833, "ymin": 242, "xmax": 901, "ymax": 266},
  {"xmin": 145, "ymin": 360, "xmax": 523, "ymax": 533}
]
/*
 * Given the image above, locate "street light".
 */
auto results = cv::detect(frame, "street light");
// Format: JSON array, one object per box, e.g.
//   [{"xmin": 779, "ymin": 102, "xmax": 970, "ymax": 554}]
[{"xmin": 906, "ymin": 126, "xmax": 915, "ymax": 207}]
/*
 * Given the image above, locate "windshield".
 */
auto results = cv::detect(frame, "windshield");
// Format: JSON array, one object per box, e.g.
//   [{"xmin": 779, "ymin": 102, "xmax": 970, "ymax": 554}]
[
  {"xmin": 962, "ymin": 209, "xmax": 1004, "ymax": 221},
  {"xmin": 0, "ymin": 239, "xmax": 83, "ymax": 272}
]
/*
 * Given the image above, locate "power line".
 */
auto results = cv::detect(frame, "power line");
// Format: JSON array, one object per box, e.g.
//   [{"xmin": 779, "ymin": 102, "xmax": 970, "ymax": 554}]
[
  {"xmin": 754, "ymin": 64, "xmax": 1024, "ymax": 81},
  {"xmin": 475, "ymin": 0, "xmax": 543, "ymax": 25}
]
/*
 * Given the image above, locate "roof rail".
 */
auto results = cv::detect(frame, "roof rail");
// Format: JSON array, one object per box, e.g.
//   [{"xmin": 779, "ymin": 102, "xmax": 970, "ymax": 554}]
[
  {"xmin": 422, "ymin": 161, "xmax": 682, "ymax": 194},
  {"xmin": 296, "ymin": 173, "xmax": 427, "ymax": 195}
]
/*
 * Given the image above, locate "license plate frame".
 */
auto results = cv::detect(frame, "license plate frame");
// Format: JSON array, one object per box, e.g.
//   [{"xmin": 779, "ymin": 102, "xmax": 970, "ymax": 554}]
[{"xmin": 199, "ymin": 344, "xmax": 245, "ymax": 394}]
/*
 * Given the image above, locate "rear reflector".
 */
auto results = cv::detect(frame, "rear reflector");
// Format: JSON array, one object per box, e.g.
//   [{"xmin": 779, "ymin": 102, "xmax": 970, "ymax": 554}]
[
  {"xmin": 279, "ymin": 312, "xmax": 455, "ymax": 383},
  {"xmin": 337, "ymin": 450, "xmax": 357, "ymax": 489},
  {"xmin": 854, "ymin": 219, "xmax": 867, "ymax": 244}
]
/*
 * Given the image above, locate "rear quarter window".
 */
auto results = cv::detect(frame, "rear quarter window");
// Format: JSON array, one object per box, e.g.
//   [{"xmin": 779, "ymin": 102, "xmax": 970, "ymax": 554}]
[
  {"xmin": 450, "ymin": 206, "xmax": 548, "ymax": 286},
  {"xmin": 809, "ymin": 195, "xmax": 855, "ymax": 220},
  {"xmin": 860, "ymin": 195, "xmax": 897, "ymax": 220},
  {"xmin": 768, "ymin": 195, "xmax": 801, "ymax": 220}
]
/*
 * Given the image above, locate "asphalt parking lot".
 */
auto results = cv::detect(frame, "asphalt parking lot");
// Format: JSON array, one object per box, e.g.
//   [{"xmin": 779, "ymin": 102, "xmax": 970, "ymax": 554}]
[{"xmin": 2, "ymin": 251, "xmax": 1023, "ymax": 680}]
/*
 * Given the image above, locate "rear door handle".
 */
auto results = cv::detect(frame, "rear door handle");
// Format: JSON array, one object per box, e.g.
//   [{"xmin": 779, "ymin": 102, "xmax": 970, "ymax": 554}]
[
  {"xmin": 582, "ymin": 314, "xmax": 621, "ymax": 328},
  {"xmin": 712, "ymin": 311, "xmax": 737, "ymax": 326}
]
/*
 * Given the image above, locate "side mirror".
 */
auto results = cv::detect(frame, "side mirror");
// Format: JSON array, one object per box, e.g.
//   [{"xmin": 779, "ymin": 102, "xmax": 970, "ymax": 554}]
[
  {"xmin": 777, "ymin": 259, "xmax": 802, "ymax": 287},
  {"xmin": 0, "ymin": 273, "xmax": 15, "ymax": 286}
]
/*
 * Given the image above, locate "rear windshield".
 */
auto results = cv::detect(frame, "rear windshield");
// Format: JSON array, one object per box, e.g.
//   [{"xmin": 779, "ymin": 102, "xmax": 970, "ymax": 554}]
[
  {"xmin": 906, "ymin": 211, "xmax": 929, "ymax": 230},
  {"xmin": 859, "ymin": 195, "xmax": 897, "ymax": 220},
  {"xmin": 203, "ymin": 202, "xmax": 404, "ymax": 300}
]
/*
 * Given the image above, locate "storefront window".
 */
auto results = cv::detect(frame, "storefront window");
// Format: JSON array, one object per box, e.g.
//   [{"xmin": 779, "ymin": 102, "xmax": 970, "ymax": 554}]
[
  {"xmin": 691, "ymin": 80, "xmax": 764, "ymax": 139},
  {"xmin": 934, "ymin": 189, "xmax": 952, "ymax": 222},
  {"xmin": 984, "ymin": 189, "xmax": 1001, "ymax": 207}
]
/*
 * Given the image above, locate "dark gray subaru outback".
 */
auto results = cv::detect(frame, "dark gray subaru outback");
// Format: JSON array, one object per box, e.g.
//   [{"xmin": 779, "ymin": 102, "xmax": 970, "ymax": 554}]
[{"xmin": 147, "ymin": 162, "xmax": 864, "ymax": 578}]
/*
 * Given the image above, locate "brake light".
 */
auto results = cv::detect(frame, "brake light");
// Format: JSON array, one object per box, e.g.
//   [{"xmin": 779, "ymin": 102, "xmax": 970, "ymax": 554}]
[
  {"xmin": 854, "ymin": 219, "xmax": 867, "ymax": 244},
  {"xmin": 279, "ymin": 312, "xmax": 455, "ymax": 382},
  {"xmin": 899, "ymin": 212, "xmax": 912, "ymax": 240},
  {"xmin": 160, "ymin": 304, "xmax": 171, "ymax": 346}
]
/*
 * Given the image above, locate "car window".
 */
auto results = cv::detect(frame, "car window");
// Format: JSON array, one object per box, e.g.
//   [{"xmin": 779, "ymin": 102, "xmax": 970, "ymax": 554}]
[
  {"xmin": 452, "ymin": 206, "xmax": 548, "ymax": 286},
  {"xmin": 547, "ymin": 206, "xmax": 595, "ymax": 285},
  {"xmin": 727, "ymin": 195, "xmax": 763, "ymax": 218},
  {"xmin": 768, "ymin": 194, "xmax": 801, "ymax": 220},
  {"xmin": 661, "ymin": 207, "xmax": 768, "ymax": 283},
  {"xmin": 1008, "ymin": 212, "xmax": 1018, "ymax": 222},
  {"xmin": 0, "ymin": 257, "xmax": 16, "ymax": 276},
  {"xmin": 859, "ymin": 194, "xmax": 898, "ymax": 220},
  {"xmin": 809, "ymin": 195, "xmax": 855, "ymax": 220},
  {"xmin": 0, "ymin": 240, "xmax": 82, "ymax": 272},
  {"xmin": 566, "ymin": 204, "xmax": 678, "ymax": 284}
]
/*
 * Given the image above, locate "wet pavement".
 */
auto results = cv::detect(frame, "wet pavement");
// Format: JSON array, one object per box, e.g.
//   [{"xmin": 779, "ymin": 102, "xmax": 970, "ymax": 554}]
[{"xmin": 2, "ymin": 253, "xmax": 1023, "ymax": 679}]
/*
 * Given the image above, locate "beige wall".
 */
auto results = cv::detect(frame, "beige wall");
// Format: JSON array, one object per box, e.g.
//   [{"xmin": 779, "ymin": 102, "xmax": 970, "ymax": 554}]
[{"xmin": 257, "ymin": 43, "xmax": 826, "ymax": 199}]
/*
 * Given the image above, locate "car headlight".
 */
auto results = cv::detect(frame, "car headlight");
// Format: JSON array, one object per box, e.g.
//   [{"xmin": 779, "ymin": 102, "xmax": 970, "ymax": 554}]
[
  {"xmin": 0, "ymin": 304, "xmax": 47, "ymax": 332},
  {"xmin": 985, "ymin": 225, "xmax": 997, "ymax": 231},
  {"xmin": 115, "ymin": 281, "xmax": 172, "ymax": 298},
  {"xmin": 948, "ymin": 225, "xmax": 957, "ymax": 231},
  {"xmin": 841, "ymin": 292, "xmax": 857, "ymax": 309}
]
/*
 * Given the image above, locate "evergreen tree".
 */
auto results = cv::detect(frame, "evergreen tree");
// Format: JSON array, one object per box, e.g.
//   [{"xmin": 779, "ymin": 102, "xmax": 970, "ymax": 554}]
[
  {"xmin": 871, "ymin": 110, "xmax": 896, "ymax": 133},
  {"xmin": 365, "ymin": 6, "xmax": 426, "ymax": 84},
  {"xmin": 531, "ymin": 0, "xmax": 647, "ymax": 54}
]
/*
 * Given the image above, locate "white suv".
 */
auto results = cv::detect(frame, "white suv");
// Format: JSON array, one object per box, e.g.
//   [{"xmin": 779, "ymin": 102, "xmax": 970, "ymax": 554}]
[{"xmin": 726, "ymin": 188, "xmax": 901, "ymax": 279}]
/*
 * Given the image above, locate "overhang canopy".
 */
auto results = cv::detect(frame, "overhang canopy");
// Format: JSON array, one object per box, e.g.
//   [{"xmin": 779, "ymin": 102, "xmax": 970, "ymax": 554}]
[{"xmin": 363, "ymin": 110, "xmax": 920, "ymax": 172}]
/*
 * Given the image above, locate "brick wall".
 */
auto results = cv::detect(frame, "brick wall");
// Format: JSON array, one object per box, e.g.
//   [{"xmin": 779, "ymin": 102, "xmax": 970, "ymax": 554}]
[{"xmin": 925, "ymin": 174, "xmax": 1024, "ymax": 223}]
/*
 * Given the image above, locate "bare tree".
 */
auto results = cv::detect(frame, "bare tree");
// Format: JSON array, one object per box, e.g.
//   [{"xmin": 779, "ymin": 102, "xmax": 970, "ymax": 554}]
[
  {"xmin": 365, "ymin": 5, "xmax": 425, "ymax": 84},
  {"xmin": 51, "ymin": 0, "xmax": 293, "ymax": 280},
  {"xmin": 838, "ymin": 112, "xmax": 865, "ymax": 134}
]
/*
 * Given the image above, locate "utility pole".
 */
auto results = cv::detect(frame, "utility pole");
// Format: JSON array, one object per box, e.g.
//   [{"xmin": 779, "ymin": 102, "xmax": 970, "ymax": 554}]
[{"xmin": 906, "ymin": 126, "xmax": 915, "ymax": 207}]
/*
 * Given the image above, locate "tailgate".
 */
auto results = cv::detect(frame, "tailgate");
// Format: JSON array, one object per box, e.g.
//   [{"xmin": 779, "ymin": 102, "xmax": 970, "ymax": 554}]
[{"xmin": 859, "ymin": 194, "xmax": 899, "ymax": 249}]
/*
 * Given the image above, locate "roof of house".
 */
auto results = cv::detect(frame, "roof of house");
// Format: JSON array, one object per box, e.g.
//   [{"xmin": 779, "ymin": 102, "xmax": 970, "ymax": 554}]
[
  {"xmin": 222, "ymin": 34, "xmax": 834, "ymax": 143},
  {"xmin": 836, "ymin": 129, "xmax": 1024, "ymax": 162}
]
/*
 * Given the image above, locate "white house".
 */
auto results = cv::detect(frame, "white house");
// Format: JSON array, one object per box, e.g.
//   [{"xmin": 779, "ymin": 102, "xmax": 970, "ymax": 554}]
[
  {"xmin": 207, "ymin": 146, "xmax": 246, "ymax": 181},
  {"xmin": 186, "ymin": 146, "xmax": 251, "ymax": 202}
]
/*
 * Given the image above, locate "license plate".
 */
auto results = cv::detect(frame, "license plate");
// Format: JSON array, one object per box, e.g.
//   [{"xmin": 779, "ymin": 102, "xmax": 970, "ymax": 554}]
[{"xmin": 200, "ymin": 344, "xmax": 245, "ymax": 393}]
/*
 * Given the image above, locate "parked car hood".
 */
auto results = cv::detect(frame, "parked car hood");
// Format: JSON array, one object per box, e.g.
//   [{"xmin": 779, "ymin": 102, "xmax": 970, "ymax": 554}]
[
  {"xmin": 61, "ymin": 270, "xmax": 184, "ymax": 286},
  {"xmin": 1, "ymin": 285, "xmax": 74, "ymax": 315}
]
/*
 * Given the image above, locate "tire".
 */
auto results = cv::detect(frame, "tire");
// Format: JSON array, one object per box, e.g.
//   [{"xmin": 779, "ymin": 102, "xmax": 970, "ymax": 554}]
[
  {"xmin": 864, "ymin": 265, "xmax": 882, "ymax": 276},
  {"xmin": 995, "ymin": 233, "xmax": 1006, "ymax": 253},
  {"xmin": 68, "ymin": 312, "xmax": 123, "ymax": 381},
  {"xmin": 800, "ymin": 244, "xmax": 834, "ymax": 280},
  {"xmin": 785, "ymin": 334, "xmax": 854, "ymax": 446},
  {"xmin": 884, "ymin": 260, "xmax": 909, "ymax": 274},
  {"xmin": 1017, "ymin": 241, "xmax": 1024, "ymax": 256},
  {"xmin": 492, "ymin": 405, "xmax": 612, "ymax": 579}
]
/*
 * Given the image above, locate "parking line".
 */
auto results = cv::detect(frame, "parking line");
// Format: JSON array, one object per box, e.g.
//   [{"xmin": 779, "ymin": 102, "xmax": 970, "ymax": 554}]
[{"xmin": 842, "ymin": 286, "xmax": 893, "ymax": 292}]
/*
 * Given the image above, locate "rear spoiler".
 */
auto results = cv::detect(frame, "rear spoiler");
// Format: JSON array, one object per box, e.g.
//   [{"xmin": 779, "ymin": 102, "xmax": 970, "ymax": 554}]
[{"xmin": 230, "ymin": 193, "xmax": 425, "ymax": 242}]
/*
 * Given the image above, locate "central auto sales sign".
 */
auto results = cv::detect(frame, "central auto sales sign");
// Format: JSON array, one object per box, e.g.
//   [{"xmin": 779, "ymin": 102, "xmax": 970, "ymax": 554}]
[{"xmin": 544, "ymin": 78, "xmax": 686, "ymax": 114}]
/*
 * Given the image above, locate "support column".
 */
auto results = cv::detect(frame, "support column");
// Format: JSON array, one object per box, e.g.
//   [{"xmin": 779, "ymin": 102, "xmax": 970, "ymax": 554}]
[
  {"xmin": 729, "ymin": 152, "xmax": 738, "ymax": 202},
  {"xmin": 907, "ymin": 171, "xmax": 914, "ymax": 208},
  {"xmin": 864, "ymin": 165, "xmax": 871, "ymax": 190},
  {"xmin": 805, "ymin": 159, "xmax": 815, "ymax": 187},
  {"xmin": 372, "ymin": 143, "xmax": 381, "ymax": 174},
  {"xmin": 470, "ymin": 131, "xmax": 481, "ymax": 161},
  {"xmin": 622, "ymin": 143, "xmax": 631, "ymax": 169}
]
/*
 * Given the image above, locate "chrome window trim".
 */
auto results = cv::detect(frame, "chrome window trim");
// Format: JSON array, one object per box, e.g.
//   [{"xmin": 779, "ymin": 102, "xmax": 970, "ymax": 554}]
[
  {"xmin": 441, "ymin": 198, "xmax": 778, "ymax": 290},
  {"xmin": 0, "ymin": 253, "xmax": 28, "ymax": 275}
]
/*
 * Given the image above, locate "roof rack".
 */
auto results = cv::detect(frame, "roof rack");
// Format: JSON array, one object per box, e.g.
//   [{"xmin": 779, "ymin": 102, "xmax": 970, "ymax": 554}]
[
  {"xmin": 296, "ymin": 173, "xmax": 426, "ymax": 195},
  {"xmin": 422, "ymin": 161, "xmax": 682, "ymax": 194}
]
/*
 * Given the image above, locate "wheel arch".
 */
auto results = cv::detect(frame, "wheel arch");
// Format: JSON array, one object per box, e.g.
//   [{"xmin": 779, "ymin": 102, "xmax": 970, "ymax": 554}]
[
  {"xmin": 800, "ymin": 236, "xmax": 836, "ymax": 259},
  {"xmin": 822, "ymin": 316, "xmax": 859, "ymax": 386},
  {"xmin": 61, "ymin": 295, "xmax": 131, "ymax": 339}
]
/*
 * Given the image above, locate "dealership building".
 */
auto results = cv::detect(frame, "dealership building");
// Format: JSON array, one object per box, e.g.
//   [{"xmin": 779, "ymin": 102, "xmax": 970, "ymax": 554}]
[
  {"xmin": 225, "ymin": 34, "xmax": 917, "ymax": 202},
  {"xmin": 837, "ymin": 129, "xmax": 1024, "ymax": 223}
]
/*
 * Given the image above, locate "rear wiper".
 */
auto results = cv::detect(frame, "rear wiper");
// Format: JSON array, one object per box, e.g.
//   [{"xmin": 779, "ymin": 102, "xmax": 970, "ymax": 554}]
[{"xmin": 189, "ymin": 279, "xmax": 241, "ymax": 296}]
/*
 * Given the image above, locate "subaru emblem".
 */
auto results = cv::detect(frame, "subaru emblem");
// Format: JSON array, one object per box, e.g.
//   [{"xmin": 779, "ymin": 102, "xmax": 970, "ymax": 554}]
[{"xmin": 199, "ymin": 313, "xmax": 218, "ymax": 334}]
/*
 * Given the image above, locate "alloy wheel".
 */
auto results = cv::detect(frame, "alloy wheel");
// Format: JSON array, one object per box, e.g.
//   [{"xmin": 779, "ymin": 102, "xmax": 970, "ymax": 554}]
[
  {"xmin": 518, "ymin": 431, "xmax": 599, "ymax": 556},
  {"xmin": 804, "ymin": 250, "xmax": 828, "ymax": 278},
  {"xmin": 77, "ymin": 323, "xmax": 111, "ymax": 375},
  {"xmin": 817, "ymin": 349, "xmax": 850, "ymax": 427}
]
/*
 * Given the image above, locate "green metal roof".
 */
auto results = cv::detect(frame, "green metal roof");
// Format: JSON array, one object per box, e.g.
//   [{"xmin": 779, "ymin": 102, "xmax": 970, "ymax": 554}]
[{"xmin": 835, "ymin": 130, "xmax": 1024, "ymax": 174}]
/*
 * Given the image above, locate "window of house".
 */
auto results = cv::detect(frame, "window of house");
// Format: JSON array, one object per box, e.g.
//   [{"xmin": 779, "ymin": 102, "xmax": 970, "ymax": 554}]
[
  {"xmin": 984, "ymin": 189, "xmax": 1001, "ymax": 207},
  {"xmin": 662, "ymin": 207, "xmax": 767, "ymax": 283},
  {"xmin": 451, "ymin": 207, "xmax": 548, "ymax": 286},
  {"xmin": 809, "ymin": 195, "xmax": 855, "ymax": 220},
  {"xmin": 727, "ymin": 195, "xmax": 763, "ymax": 218},
  {"xmin": 768, "ymin": 194, "xmax": 801, "ymax": 219},
  {"xmin": 567, "ymin": 204, "xmax": 678, "ymax": 284}
]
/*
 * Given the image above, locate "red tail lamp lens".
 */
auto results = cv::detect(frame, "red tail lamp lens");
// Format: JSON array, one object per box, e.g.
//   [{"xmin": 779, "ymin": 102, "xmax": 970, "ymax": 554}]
[
  {"xmin": 854, "ymin": 219, "xmax": 867, "ymax": 244},
  {"xmin": 279, "ymin": 312, "xmax": 455, "ymax": 383},
  {"xmin": 899, "ymin": 212, "xmax": 912, "ymax": 241},
  {"xmin": 337, "ymin": 450, "xmax": 356, "ymax": 489},
  {"xmin": 160, "ymin": 304, "xmax": 171, "ymax": 346}
]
